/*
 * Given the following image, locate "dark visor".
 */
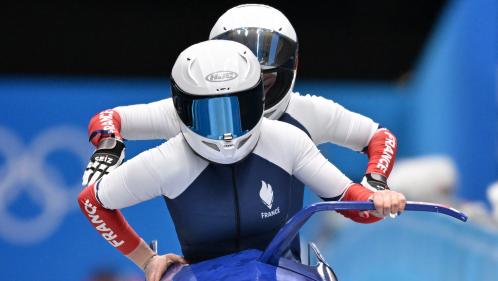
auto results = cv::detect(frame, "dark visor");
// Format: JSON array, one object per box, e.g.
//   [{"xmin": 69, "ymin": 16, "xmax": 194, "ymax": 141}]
[
  {"xmin": 214, "ymin": 28, "xmax": 298, "ymax": 109},
  {"xmin": 172, "ymin": 80, "xmax": 264, "ymax": 140},
  {"xmin": 213, "ymin": 27, "xmax": 298, "ymax": 69}
]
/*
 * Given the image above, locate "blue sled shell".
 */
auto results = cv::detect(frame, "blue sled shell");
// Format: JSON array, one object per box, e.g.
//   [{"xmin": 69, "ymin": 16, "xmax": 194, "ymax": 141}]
[
  {"xmin": 162, "ymin": 249, "xmax": 330, "ymax": 281},
  {"xmin": 160, "ymin": 201, "xmax": 467, "ymax": 281}
]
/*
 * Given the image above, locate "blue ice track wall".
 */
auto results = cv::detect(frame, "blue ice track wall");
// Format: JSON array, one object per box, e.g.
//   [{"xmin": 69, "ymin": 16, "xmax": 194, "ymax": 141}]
[
  {"xmin": 0, "ymin": 0, "xmax": 495, "ymax": 280},
  {"xmin": 408, "ymin": 0, "xmax": 497, "ymax": 201},
  {"xmin": 0, "ymin": 78, "xmax": 181, "ymax": 281},
  {"xmin": 323, "ymin": 214, "xmax": 498, "ymax": 281}
]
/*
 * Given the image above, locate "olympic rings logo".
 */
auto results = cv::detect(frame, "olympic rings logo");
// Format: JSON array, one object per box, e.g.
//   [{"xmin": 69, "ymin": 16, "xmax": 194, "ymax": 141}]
[{"xmin": 0, "ymin": 126, "xmax": 90, "ymax": 245}]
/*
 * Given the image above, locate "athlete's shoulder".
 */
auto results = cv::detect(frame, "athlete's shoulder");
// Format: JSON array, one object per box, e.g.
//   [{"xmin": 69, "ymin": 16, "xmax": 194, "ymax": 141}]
[
  {"xmin": 287, "ymin": 92, "xmax": 339, "ymax": 110},
  {"xmin": 284, "ymin": 92, "xmax": 350, "ymax": 143},
  {"xmin": 260, "ymin": 118, "xmax": 310, "ymax": 140},
  {"xmin": 254, "ymin": 118, "xmax": 313, "ymax": 174},
  {"xmin": 156, "ymin": 133, "xmax": 200, "ymax": 162},
  {"xmin": 153, "ymin": 133, "xmax": 209, "ymax": 198}
]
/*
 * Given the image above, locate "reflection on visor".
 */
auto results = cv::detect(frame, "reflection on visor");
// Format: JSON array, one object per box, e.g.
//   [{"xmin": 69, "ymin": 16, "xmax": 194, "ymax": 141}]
[
  {"xmin": 191, "ymin": 96, "xmax": 245, "ymax": 140},
  {"xmin": 214, "ymin": 27, "xmax": 298, "ymax": 69},
  {"xmin": 172, "ymin": 80, "xmax": 264, "ymax": 140},
  {"xmin": 214, "ymin": 28, "xmax": 297, "ymax": 109}
]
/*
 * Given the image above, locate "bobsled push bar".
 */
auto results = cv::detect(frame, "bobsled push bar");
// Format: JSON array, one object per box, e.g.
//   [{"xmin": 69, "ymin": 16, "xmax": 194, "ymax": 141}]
[{"xmin": 259, "ymin": 201, "xmax": 468, "ymax": 265}]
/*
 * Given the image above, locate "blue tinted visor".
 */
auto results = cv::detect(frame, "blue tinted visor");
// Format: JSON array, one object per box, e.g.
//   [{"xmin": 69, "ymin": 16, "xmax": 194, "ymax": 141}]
[
  {"xmin": 191, "ymin": 96, "xmax": 244, "ymax": 139},
  {"xmin": 172, "ymin": 80, "xmax": 264, "ymax": 140}
]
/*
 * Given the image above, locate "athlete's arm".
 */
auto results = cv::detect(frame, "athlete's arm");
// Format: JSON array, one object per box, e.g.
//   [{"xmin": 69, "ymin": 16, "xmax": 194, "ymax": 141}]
[
  {"xmin": 78, "ymin": 136, "xmax": 206, "ymax": 279},
  {"xmin": 361, "ymin": 128, "xmax": 397, "ymax": 191},
  {"xmin": 289, "ymin": 123, "xmax": 405, "ymax": 223},
  {"xmin": 78, "ymin": 183, "xmax": 152, "ymax": 265},
  {"xmin": 287, "ymin": 94, "xmax": 378, "ymax": 149},
  {"xmin": 113, "ymin": 98, "xmax": 181, "ymax": 141},
  {"xmin": 88, "ymin": 98, "xmax": 181, "ymax": 144},
  {"xmin": 83, "ymin": 109, "xmax": 126, "ymax": 186},
  {"xmin": 287, "ymin": 94, "xmax": 398, "ymax": 191},
  {"xmin": 78, "ymin": 183, "xmax": 187, "ymax": 281},
  {"xmin": 83, "ymin": 98, "xmax": 181, "ymax": 186}
]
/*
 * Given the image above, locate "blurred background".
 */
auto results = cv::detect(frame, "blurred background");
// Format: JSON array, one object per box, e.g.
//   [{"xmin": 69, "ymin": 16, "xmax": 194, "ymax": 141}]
[{"xmin": 0, "ymin": 0, "xmax": 496, "ymax": 280}]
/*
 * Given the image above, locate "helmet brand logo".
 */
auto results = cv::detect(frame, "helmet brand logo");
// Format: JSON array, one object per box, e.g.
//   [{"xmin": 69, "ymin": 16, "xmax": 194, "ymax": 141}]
[{"xmin": 205, "ymin": 71, "xmax": 238, "ymax": 82}]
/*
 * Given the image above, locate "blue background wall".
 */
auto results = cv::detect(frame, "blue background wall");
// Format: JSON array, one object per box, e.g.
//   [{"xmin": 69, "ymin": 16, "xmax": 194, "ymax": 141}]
[{"xmin": 0, "ymin": 0, "xmax": 496, "ymax": 280}]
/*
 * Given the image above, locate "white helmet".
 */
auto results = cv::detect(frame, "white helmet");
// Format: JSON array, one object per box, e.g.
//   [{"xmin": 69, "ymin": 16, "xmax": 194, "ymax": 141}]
[
  {"xmin": 171, "ymin": 40, "xmax": 264, "ymax": 164},
  {"xmin": 209, "ymin": 4, "xmax": 298, "ymax": 120}
]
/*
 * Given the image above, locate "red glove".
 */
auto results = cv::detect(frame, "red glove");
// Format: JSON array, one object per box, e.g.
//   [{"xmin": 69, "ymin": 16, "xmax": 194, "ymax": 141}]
[
  {"xmin": 337, "ymin": 183, "xmax": 407, "ymax": 223},
  {"xmin": 337, "ymin": 183, "xmax": 381, "ymax": 224}
]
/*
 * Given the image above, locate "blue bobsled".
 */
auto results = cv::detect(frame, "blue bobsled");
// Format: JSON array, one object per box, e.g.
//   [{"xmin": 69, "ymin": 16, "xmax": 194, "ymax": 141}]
[{"xmin": 160, "ymin": 201, "xmax": 467, "ymax": 281}]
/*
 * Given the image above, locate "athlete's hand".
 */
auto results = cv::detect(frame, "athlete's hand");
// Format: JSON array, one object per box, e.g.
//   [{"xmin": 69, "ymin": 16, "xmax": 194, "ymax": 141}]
[
  {"xmin": 82, "ymin": 138, "xmax": 125, "ymax": 186},
  {"xmin": 364, "ymin": 190, "xmax": 406, "ymax": 218},
  {"xmin": 144, "ymin": 254, "xmax": 188, "ymax": 281}
]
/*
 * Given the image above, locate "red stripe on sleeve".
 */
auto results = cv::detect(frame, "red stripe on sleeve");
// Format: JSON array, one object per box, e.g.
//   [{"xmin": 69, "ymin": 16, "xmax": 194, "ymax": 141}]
[
  {"xmin": 77, "ymin": 184, "xmax": 140, "ymax": 255},
  {"xmin": 366, "ymin": 129, "xmax": 397, "ymax": 177},
  {"xmin": 337, "ymin": 183, "xmax": 382, "ymax": 224},
  {"xmin": 88, "ymin": 109, "xmax": 123, "ymax": 146}
]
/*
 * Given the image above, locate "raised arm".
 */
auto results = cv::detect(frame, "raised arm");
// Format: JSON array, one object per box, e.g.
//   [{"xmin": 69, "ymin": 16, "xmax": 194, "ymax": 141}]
[
  {"xmin": 82, "ymin": 98, "xmax": 182, "ymax": 186},
  {"xmin": 113, "ymin": 98, "xmax": 181, "ymax": 141},
  {"xmin": 88, "ymin": 98, "xmax": 180, "ymax": 144}
]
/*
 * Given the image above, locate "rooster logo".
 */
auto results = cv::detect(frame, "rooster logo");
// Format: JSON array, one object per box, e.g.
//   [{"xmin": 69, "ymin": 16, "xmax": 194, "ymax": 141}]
[{"xmin": 259, "ymin": 181, "xmax": 274, "ymax": 209}]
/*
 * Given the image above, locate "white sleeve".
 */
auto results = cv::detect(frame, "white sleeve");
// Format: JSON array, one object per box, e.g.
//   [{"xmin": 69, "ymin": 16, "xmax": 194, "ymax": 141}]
[
  {"xmin": 114, "ymin": 98, "xmax": 181, "ymax": 140},
  {"xmin": 286, "ymin": 93, "xmax": 379, "ymax": 150},
  {"xmin": 255, "ymin": 119, "xmax": 352, "ymax": 199},
  {"xmin": 291, "ymin": 127, "xmax": 353, "ymax": 199},
  {"xmin": 96, "ymin": 134, "xmax": 208, "ymax": 209}
]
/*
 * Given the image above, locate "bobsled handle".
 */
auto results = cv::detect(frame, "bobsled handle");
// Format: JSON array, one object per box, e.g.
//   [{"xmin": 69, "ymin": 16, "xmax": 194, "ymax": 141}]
[{"xmin": 259, "ymin": 201, "xmax": 467, "ymax": 265}]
